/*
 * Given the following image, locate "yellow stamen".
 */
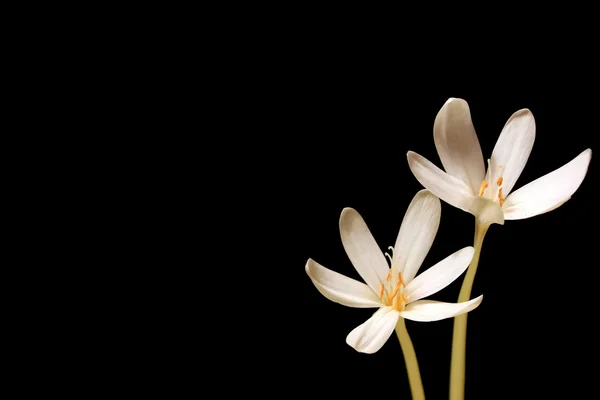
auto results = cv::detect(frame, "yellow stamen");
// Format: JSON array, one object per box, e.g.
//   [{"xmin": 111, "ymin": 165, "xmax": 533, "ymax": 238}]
[
  {"xmin": 498, "ymin": 188, "xmax": 504, "ymax": 206},
  {"xmin": 398, "ymin": 271, "xmax": 406, "ymax": 287},
  {"xmin": 379, "ymin": 283, "xmax": 385, "ymax": 299},
  {"xmin": 397, "ymin": 299, "xmax": 405, "ymax": 311},
  {"xmin": 402, "ymin": 293, "xmax": 408, "ymax": 303},
  {"xmin": 390, "ymin": 279, "xmax": 402, "ymax": 300},
  {"xmin": 477, "ymin": 180, "xmax": 488, "ymax": 196},
  {"xmin": 497, "ymin": 176, "xmax": 503, "ymax": 186},
  {"xmin": 386, "ymin": 270, "xmax": 392, "ymax": 281}
]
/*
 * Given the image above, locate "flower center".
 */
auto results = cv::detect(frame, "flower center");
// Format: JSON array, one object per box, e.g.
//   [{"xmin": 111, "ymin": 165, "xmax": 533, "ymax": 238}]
[
  {"xmin": 477, "ymin": 161, "xmax": 505, "ymax": 206},
  {"xmin": 380, "ymin": 246, "xmax": 408, "ymax": 311}
]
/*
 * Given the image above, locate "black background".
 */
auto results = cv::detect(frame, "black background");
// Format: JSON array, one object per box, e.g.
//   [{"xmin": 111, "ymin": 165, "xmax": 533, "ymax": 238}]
[
  {"xmin": 15, "ymin": 9, "xmax": 600, "ymax": 399},
  {"xmin": 257, "ymin": 45, "xmax": 599, "ymax": 399}
]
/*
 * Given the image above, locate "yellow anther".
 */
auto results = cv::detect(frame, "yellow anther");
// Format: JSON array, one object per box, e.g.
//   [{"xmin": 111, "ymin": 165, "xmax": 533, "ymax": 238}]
[
  {"xmin": 498, "ymin": 188, "xmax": 504, "ymax": 206},
  {"xmin": 386, "ymin": 270, "xmax": 392, "ymax": 281},
  {"xmin": 394, "ymin": 292, "xmax": 408, "ymax": 311},
  {"xmin": 478, "ymin": 180, "xmax": 488, "ymax": 196},
  {"xmin": 379, "ymin": 283, "xmax": 385, "ymax": 299},
  {"xmin": 497, "ymin": 176, "xmax": 503, "ymax": 186},
  {"xmin": 397, "ymin": 299, "xmax": 405, "ymax": 311},
  {"xmin": 398, "ymin": 271, "xmax": 406, "ymax": 287},
  {"xmin": 389, "ymin": 279, "xmax": 402, "ymax": 300}
]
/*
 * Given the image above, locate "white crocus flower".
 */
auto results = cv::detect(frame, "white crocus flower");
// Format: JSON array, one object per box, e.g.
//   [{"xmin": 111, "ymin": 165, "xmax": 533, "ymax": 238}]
[
  {"xmin": 407, "ymin": 98, "xmax": 592, "ymax": 225},
  {"xmin": 305, "ymin": 190, "xmax": 482, "ymax": 354}
]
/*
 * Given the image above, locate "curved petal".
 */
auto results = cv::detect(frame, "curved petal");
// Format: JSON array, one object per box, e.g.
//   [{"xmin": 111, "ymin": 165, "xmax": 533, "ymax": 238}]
[
  {"xmin": 398, "ymin": 296, "xmax": 483, "ymax": 322},
  {"xmin": 340, "ymin": 208, "xmax": 389, "ymax": 294},
  {"xmin": 468, "ymin": 197, "xmax": 505, "ymax": 225},
  {"xmin": 407, "ymin": 151, "xmax": 474, "ymax": 214},
  {"xmin": 490, "ymin": 109, "xmax": 536, "ymax": 196},
  {"xmin": 305, "ymin": 259, "xmax": 382, "ymax": 308},
  {"xmin": 434, "ymin": 98, "xmax": 485, "ymax": 193},
  {"xmin": 393, "ymin": 189, "xmax": 441, "ymax": 285},
  {"xmin": 404, "ymin": 247, "xmax": 474, "ymax": 303},
  {"xmin": 346, "ymin": 306, "xmax": 400, "ymax": 354},
  {"xmin": 503, "ymin": 149, "xmax": 592, "ymax": 220}
]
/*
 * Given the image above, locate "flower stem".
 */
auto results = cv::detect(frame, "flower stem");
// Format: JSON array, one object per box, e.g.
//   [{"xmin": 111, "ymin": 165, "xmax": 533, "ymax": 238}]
[
  {"xmin": 395, "ymin": 318, "xmax": 425, "ymax": 400},
  {"xmin": 449, "ymin": 220, "xmax": 489, "ymax": 400}
]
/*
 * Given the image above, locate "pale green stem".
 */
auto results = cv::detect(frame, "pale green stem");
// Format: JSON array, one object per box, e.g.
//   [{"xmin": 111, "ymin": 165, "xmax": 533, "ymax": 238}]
[
  {"xmin": 449, "ymin": 220, "xmax": 490, "ymax": 400},
  {"xmin": 395, "ymin": 318, "xmax": 426, "ymax": 400}
]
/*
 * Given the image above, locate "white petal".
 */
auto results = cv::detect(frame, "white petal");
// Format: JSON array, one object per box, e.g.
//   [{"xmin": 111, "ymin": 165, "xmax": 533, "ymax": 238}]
[
  {"xmin": 468, "ymin": 196, "xmax": 505, "ymax": 225},
  {"xmin": 404, "ymin": 247, "xmax": 474, "ymax": 303},
  {"xmin": 434, "ymin": 98, "xmax": 485, "ymax": 193},
  {"xmin": 339, "ymin": 208, "xmax": 389, "ymax": 294},
  {"xmin": 346, "ymin": 306, "xmax": 400, "ymax": 354},
  {"xmin": 393, "ymin": 189, "xmax": 441, "ymax": 284},
  {"xmin": 407, "ymin": 151, "xmax": 474, "ymax": 214},
  {"xmin": 503, "ymin": 149, "xmax": 592, "ymax": 220},
  {"xmin": 398, "ymin": 296, "xmax": 483, "ymax": 322},
  {"xmin": 490, "ymin": 109, "xmax": 536, "ymax": 196},
  {"xmin": 305, "ymin": 259, "xmax": 383, "ymax": 308}
]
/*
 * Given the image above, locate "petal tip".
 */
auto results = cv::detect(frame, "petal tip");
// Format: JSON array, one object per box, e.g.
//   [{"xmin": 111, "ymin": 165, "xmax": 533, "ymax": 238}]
[
  {"xmin": 345, "ymin": 335, "xmax": 360, "ymax": 352},
  {"xmin": 444, "ymin": 97, "xmax": 465, "ymax": 106},
  {"xmin": 461, "ymin": 294, "xmax": 484, "ymax": 313},
  {"xmin": 416, "ymin": 188, "xmax": 433, "ymax": 197},
  {"xmin": 471, "ymin": 294, "xmax": 484, "ymax": 307},
  {"xmin": 407, "ymin": 151, "xmax": 422, "ymax": 164},
  {"xmin": 340, "ymin": 207, "xmax": 358, "ymax": 219},
  {"xmin": 444, "ymin": 97, "xmax": 456, "ymax": 105},
  {"xmin": 463, "ymin": 246, "xmax": 475, "ymax": 257},
  {"xmin": 511, "ymin": 108, "xmax": 535, "ymax": 122},
  {"xmin": 416, "ymin": 189, "xmax": 442, "ymax": 211},
  {"xmin": 305, "ymin": 258, "xmax": 314, "ymax": 273},
  {"xmin": 442, "ymin": 97, "xmax": 469, "ymax": 111}
]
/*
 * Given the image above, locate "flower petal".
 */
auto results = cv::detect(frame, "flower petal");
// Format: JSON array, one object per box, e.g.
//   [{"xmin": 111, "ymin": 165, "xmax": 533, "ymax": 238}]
[
  {"xmin": 393, "ymin": 189, "xmax": 441, "ymax": 285},
  {"xmin": 339, "ymin": 208, "xmax": 389, "ymax": 294},
  {"xmin": 404, "ymin": 247, "xmax": 474, "ymax": 303},
  {"xmin": 305, "ymin": 259, "xmax": 383, "ymax": 308},
  {"xmin": 346, "ymin": 306, "xmax": 400, "ymax": 354},
  {"xmin": 503, "ymin": 149, "xmax": 592, "ymax": 220},
  {"xmin": 398, "ymin": 296, "xmax": 483, "ymax": 322},
  {"xmin": 434, "ymin": 98, "xmax": 485, "ymax": 193},
  {"xmin": 407, "ymin": 151, "xmax": 474, "ymax": 214},
  {"xmin": 490, "ymin": 109, "xmax": 536, "ymax": 196}
]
